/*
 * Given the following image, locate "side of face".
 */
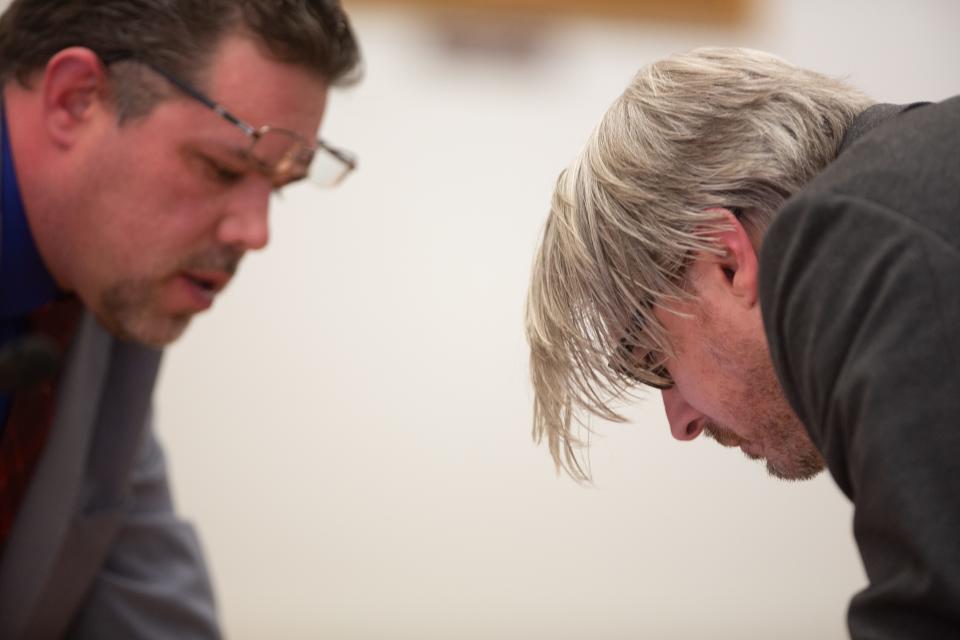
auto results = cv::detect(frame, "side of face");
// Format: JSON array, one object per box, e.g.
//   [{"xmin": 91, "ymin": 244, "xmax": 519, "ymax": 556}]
[
  {"xmin": 20, "ymin": 33, "xmax": 329, "ymax": 346},
  {"xmin": 653, "ymin": 211, "xmax": 824, "ymax": 480}
]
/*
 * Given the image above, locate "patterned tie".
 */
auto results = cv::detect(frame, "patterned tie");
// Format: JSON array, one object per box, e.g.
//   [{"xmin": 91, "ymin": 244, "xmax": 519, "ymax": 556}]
[{"xmin": 0, "ymin": 296, "xmax": 82, "ymax": 553}]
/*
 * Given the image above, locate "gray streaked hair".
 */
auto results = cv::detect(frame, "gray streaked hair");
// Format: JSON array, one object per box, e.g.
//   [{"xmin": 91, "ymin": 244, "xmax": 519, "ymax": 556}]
[
  {"xmin": 526, "ymin": 47, "xmax": 873, "ymax": 481},
  {"xmin": 0, "ymin": 0, "xmax": 362, "ymax": 123}
]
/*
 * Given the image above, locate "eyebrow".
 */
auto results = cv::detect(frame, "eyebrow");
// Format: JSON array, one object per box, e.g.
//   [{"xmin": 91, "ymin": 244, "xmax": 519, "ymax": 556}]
[{"xmin": 216, "ymin": 143, "xmax": 299, "ymax": 180}]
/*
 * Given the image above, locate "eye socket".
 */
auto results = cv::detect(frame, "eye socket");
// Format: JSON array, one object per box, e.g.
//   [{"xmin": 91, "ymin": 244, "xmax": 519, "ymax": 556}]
[
  {"xmin": 614, "ymin": 334, "xmax": 675, "ymax": 391},
  {"xmin": 645, "ymin": 362, "xmax": 675, "ymax": 391},
  {"xmin": 640, "ymin": 351, "xmax": 675, "ymax": 390},
  {"xmin": 201, "ymin": 155, "xmax": 245, "ymax": 185},
  {"xmin": 610, "ymin": 307, "xmax": 678, "ymax": 391}
]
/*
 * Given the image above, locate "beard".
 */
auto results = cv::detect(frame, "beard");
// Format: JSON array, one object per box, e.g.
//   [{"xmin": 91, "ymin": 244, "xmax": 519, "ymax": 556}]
[
  {"xmin": 697, "ymin": 302, "xmax": 825, "ymax": 482},
  {"xmin": 703, "ymin": 414, "xmax": 824, "ymax": 481},
  {"xmin": 99, "ymin": 280, "xmax": 192, "ymax": 347},
  {"xmin": 97, "ymin": 246, "xmax": 242, "ymax": 348},
  {"xmin": 753, "ymin": 401, "xmax": 825, "ymax": 481}
]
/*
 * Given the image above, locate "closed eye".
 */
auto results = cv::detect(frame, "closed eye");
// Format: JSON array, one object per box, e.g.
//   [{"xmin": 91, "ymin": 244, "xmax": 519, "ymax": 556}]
[
  {"xmin": 613, "ymin": 335, "xmax": 675, "ymax": 391},
  {"xmin": 201, "ymin": 155, "xmax": 246, "ymax": 185},
  {"xmin": 645, "ymin": 362, "xmax": 674, "ymax": 390},
  {"xmin": 639, "ymin": 350, "xmax": 675, "ymax": 390}
]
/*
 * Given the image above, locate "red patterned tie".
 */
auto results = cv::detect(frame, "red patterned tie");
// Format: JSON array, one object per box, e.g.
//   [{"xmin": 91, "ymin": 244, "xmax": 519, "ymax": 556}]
[{"xmin": 0, "ymin": 296, "xmax": 82, "ymax": 552}]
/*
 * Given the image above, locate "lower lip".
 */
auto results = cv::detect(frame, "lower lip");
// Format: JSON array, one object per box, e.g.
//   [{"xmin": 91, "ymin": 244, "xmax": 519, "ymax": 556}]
[{"xmin": 171, "ymin": 275, "xmax": 215, "ymax": 312}]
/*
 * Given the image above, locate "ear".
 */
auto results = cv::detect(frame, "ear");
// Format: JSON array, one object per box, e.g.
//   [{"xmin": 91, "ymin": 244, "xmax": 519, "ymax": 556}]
[
  {"xmin": 701, "ymin": 207, "xmax": 760, "ymax": 308},
  {"xmin": 40, "ymin": 47, "xmax": 111, "ymax": 148}
]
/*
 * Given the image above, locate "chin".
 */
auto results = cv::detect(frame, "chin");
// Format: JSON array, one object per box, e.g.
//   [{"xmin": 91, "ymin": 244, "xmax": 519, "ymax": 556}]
[
  {"xmin": 98, "ymin": 308, "xmax": 192, "ymax": 347},
  {"xmin": 130, "ymin": 316, "xmax": 192, "ymax": 348},
  {"xmin": 765, "ymin": 456, "xmax": 826, "ymax": 482}
]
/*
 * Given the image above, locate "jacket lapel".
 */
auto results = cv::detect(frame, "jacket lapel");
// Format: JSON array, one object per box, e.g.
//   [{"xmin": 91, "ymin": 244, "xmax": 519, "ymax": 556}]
[
  {"xmin": 0, "ymin": 310, "xmax": 113, "ymax": 637},
  {"xmin": 22, "ymin": 335, "xmax": 162, "ymax": 638}
]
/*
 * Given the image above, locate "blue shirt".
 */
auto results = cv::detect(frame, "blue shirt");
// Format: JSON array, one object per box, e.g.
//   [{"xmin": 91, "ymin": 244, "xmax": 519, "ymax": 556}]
[{"xmin": 0, "ymin": 100, "xmax": 59, "ymax": 433}]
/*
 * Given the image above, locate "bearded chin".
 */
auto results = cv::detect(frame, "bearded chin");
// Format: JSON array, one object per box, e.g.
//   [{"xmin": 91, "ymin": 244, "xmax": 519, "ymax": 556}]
[
  {"xmin": 709, "ymin": 417, "xmax": 826, "ymax": 482},
  {"xmin": 764, "ymin": 447, "xmax": 826, "ymax": 481},
  {"xmin": 99, "ymin": 280, "xmax": 192, "ymax": 347}
]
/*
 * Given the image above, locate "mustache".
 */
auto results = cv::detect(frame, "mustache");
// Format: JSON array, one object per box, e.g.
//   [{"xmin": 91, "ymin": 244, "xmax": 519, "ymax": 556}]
[
  {"xmin": 702, "ymin": 421, "xmax": 744, "ymax": 447},
  {"xmin": 177, "ymin": 247, "xmax": 244, "ymax": 275}
]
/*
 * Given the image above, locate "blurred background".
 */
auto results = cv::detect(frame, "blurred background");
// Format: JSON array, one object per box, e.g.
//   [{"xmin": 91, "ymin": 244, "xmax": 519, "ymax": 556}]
[{"xmin": 147, "ymin": 0, "xmax": 960, "ymax": 638}]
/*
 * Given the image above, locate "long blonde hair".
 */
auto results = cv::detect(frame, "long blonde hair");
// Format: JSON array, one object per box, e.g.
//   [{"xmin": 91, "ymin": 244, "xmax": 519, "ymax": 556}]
[{"xmin": 526, "ymin": 47, "xmax": 872, "ymax": 480}]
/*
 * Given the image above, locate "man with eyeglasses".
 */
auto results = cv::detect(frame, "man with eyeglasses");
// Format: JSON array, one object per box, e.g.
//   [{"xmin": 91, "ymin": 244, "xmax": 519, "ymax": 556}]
[
  {"xmin": 0, "ymin": 0, "xmax": 360, "ymax": 636},
  {"xmin": 527, "ymin": 48, "xmax": 960, "ymax": 638}
]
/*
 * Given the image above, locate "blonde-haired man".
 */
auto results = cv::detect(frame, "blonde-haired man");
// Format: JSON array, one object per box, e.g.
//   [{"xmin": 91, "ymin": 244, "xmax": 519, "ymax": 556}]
[{"xmin": 527, "ymin": 47, "xmax": 960, "ymax": 637}]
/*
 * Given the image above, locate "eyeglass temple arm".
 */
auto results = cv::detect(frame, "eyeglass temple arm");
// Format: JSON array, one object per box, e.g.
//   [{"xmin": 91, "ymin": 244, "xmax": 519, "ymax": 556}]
[
  {"xmin": 102, "ymin": 50, "xmax": 355, "ymax": 178},
  {"xmin": 318, "ymin": 139, "xmax": 357, "ymax": 169},
  {"xmin": 103, "ymin": 50, "xmax": 258, "ymax": 138},
  {"xmin": 146, "ymin": 63, "xmax": 258, "ymax": 136}
]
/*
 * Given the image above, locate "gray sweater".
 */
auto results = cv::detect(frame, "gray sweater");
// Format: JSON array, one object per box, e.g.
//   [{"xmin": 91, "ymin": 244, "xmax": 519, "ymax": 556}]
[{"xmin": 760, "ymin": 96, "xmax": 960, "ymax": 638}]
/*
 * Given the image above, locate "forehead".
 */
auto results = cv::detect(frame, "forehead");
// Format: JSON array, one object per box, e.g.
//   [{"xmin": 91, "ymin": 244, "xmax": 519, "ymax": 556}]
[{"xmin": 201, "ymin": 33, "xmax": 329, "ymax": 139}]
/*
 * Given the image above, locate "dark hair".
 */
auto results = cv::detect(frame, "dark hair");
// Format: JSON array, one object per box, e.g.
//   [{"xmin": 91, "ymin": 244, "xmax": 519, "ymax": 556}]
[{"xmin": 0, "ymin": 0, "xmax": 361, "ymax": 119}]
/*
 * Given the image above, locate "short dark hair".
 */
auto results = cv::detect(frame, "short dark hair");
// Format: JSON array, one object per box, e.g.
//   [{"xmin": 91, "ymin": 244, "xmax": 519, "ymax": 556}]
[{"xmin": 0, "ymin": 0, "xmax": 362, "ymax": 119}]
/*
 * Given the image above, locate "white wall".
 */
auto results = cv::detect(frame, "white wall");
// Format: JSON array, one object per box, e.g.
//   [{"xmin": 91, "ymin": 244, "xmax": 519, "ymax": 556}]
[{"xmin": 145, "ymin": 1, "xmax": 960, "ymax": 638}]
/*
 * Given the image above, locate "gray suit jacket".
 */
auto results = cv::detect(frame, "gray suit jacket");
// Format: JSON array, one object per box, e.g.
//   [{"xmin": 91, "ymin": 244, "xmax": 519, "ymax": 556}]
[
  {"xmin": 0, "ymin": 114, "xmax": 220, "ymax": 638},
  {"xmin": 0, "ymin": 312, "xmax": 218, "ymax": 640}
]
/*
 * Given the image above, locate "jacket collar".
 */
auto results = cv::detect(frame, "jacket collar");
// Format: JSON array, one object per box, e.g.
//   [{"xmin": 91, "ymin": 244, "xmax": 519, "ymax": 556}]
[{"xmin": 839, "ymin": 101, "xmax": 931, "ymax": 154}]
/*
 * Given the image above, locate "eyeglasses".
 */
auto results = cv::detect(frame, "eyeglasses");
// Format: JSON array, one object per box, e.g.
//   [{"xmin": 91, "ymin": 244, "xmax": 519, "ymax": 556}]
[
  {"xmin": 609, "ymin": 307, "xmax": 676, "ymax": 391},
  {"xmin": 616, "ymin": 327, "xmax": 675, "ymax": 391},
  {"xmin": 105, "ymin": 54, "xmax": 356, "ymax": 188}
]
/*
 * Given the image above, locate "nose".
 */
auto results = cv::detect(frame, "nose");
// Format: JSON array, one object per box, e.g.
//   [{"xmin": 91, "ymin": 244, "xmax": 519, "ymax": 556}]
[
  {"xmin": 216, "ymin": 181, "xmax": 271, "ymax": 251},
  {"xmin": 661, "ymin": 387, "xmax": 705, "ymax": 441}
]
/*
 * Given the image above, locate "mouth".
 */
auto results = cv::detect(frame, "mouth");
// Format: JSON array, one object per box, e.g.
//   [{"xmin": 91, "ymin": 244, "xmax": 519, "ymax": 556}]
[
  {"xmin": 181, "ymin": 269, "xmax": 231, "ymax": 294},
  {"xmin": 703, "ymin": 422, "xmax": 743, "ymax": 448},
  {"xmin": 174, "ymin": 269, "xmax": 232, "ymax": 311}
]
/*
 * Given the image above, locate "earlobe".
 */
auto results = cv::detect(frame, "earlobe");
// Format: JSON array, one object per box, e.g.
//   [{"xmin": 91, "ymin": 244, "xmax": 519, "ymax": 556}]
[{"xmin": 41, "ymin": 47, "xmax": 109, "ymax": 148}]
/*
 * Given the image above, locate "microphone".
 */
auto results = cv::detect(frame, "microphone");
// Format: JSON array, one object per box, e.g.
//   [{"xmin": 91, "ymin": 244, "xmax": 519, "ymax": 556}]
[{"xmin": 0, "ymin": 334, "xmax": 63, "ymax": 392}]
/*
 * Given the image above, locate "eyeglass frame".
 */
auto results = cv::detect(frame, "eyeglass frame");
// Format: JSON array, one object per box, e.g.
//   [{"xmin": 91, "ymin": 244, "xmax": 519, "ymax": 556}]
[
  {"xmin": 100, "ymin": 51, "xmax": 357, "ymax": 188},
  {"xmin": 612, "ymin": 205, "xmax": 746, "ymax": 391}
]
